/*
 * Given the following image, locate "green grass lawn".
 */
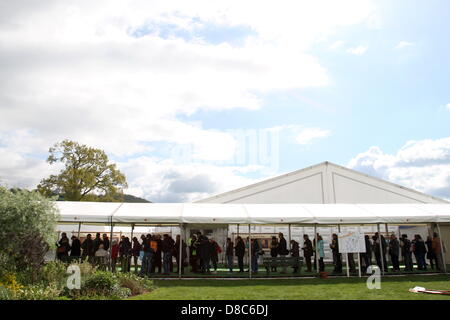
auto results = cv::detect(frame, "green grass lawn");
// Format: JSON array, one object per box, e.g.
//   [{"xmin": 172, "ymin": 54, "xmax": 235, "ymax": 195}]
[{"xmin": 129, "ymin": 274, "xmax": 450, "ymax": 300}]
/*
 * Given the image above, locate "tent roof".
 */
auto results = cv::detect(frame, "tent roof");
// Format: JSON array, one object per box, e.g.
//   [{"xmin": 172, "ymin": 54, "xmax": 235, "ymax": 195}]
[
  {"xmin": 196, "ymin": 162, "xmax": 448, "ymax": 204},
  {"xmin": 56, "ymin": 201, "xmax": 450, "ymax": 225}
]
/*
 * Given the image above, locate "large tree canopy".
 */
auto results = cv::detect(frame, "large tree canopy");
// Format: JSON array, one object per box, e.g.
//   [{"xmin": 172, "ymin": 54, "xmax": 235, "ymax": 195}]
[{"xmin": 37, "ymin": 140, "xmax": 128, "ymax": 201}]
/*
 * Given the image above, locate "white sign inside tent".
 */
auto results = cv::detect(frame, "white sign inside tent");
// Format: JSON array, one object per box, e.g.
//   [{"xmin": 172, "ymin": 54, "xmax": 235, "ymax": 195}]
[{"xmin": 338, "ymin": 231, "xmax": 366, "ymax": 253}]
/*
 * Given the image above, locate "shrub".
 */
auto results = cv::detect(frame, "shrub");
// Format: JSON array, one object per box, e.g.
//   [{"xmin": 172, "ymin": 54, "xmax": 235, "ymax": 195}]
[
  {"xmin": 16, "ymin": 284, "xmax": 61, "ymax": 300},
  {"xmin": 0, "ymin": 187, "xmax": 58, "ymax": 280},
  {"xmin": 82, "ymin": 271, "xmax": 118, "ymax": 296},
  {"xmin": 39, "ymin": 261, "xmax": 68, "ymax": 289}
]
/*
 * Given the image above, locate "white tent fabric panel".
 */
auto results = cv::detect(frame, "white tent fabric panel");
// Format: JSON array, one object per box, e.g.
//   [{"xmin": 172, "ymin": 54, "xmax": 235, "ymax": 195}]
[
  {"xmin": 56, "ymin": 201, "xmax": 121, "ymax": 223},
  {"xmin": 302, "ymin": 204, "xmax": 381, "ymax": 224},
  {"xmin": 113, "ymin": 203, "xmax": 184, "ymax": 224},
  {"xmin": 55, "ymin": 202, "xmax": 450, "ymax": 225},
  {"xmin": 181, "ymin": 203, "xmax": 249, "ymax": 224},
  {"xmin": 244, "ymin": 204, "xmax": 313, "ymax": 224}
]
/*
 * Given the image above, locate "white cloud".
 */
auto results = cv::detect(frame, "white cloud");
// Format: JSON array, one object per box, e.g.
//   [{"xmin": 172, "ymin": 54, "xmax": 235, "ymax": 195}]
[
  {"xmin": 0, "ymin": 0, "xmax": 378, "ymax": 198},
  {"xmin": 329, "ymin": 40, "xmax": 345, "ymax": 49},
  {"xmin": 395, "ymin": 41, "xmax": 413, "ymax": 49},
  {"xmin": 346, "ymin": 45, "xmax": 368, "ymax": 55},
  {"xmin": 446, "ymin": 103, "xmax": 450, "ymax": 110},
  {"xmin": 295, "ymin": 128, "xmax": 331, "ymax": 145},
  {"xmin": 118, "ymin": 156, "xmax": 261, "ymax": 202},
  {"xmin": 348, "ymin": 137, "xmax": 450, "ymax": 200}
]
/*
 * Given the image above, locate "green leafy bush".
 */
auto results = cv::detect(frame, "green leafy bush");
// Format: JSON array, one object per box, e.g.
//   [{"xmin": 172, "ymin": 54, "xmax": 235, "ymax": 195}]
[
  {"xmin": 82, "ymin": 271, "xmax": 119, "ymax": 296},
  {"xmin": 39, "ymin": 261, "xmax": 68, "ymax": 289}
]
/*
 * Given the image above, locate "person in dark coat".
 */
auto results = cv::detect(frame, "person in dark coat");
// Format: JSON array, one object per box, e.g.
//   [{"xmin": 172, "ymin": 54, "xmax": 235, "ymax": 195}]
[
  {"xmin": 131, "ymin": 237, "xmax": 142, "ymax": 273},
  {"xmin": 234, "ymin": 236, "xmax": 245, "ymax": 272},
  {"xmin": 426, "ymin": 235, "xmax": 436, "ymax": 270},
  {"xmin": 250, "ymin": 239, "xmax": 261, "ymax": 273},
  {"xmin": 174, "ymin": 234, "xmax": 187, "ymax": 274},
  {"xmin": 400, "ymin": 234, "xmax": 413, "ymax": 271},
  {"xmin": 360, "ymin": 235, "xmax": 371, "ymax": 273},
  {"xmin": 389, "ymin": 234, "xmax": 400, "ymax": 272},
  {"xmin": 225, "ymin": 238, "xmax": 234, "ymax": 272},
  {"xmin": 81, "ymin": 233, "xmax": 95, "ymax": 263},
  {"xmin": 119, "ymin": 236, "xmax": 132, "ymax": 272},
  {"xmin": 56, "ymin": 232, "xmax": 71, "ymax": 262},
  {"xmin": 161, "ymin": 234, "xmax": 175, "ymax": 275},
  {"xmin": 70, "ymin": 235, "xmax": 81, "ymax": 260},
  {"xmin": 102, "ymin": 234, "xmax": 110, "ymax": 251},
  {"xmin": 199, "ymin": 236, "xmax": 212, "ymax": 274},
  {"xmin": 302, "ymin": 234, "xmax": 313, "ymax": 272},
  {"xmin": 189, "ymin": 235, "xmax": 199, "ymax": 273},
  {"xmin": 139, "ymin": 234, "xmax": 152, "ymax": 276},
  {"xmin": 290, "ymin": 240, "xmax": 300, "ymax": 273},
  {"xmin": 270, "ymin": 236, "xmax": 278, "ymax": 272},
  {"xmin": 374, "ymin": 232, "xmax": 388, "ymax": 272},
  {"xmin": 209, "ymin": 238, "xmax": 220, "ymax": 273},
  {"xmin": 413, "ymin": 234, "xmax": 427, "ymax": 270},
  {"xmin": 330, "ymin": 233, "xmax": 342, "ymax": 273},
  {"xmin": 93, "ymin": 233, "xmax": 103, "ymax": 254},
  {"xmin": 277, "ymin": 233, "xmax": 289, "ymax": 273}
]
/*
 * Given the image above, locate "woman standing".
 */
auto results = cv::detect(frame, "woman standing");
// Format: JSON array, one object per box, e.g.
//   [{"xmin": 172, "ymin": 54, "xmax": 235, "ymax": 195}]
[
  {"xmin": 56, "ymin": 232, "xmax": 71, "ymax": 262},
  {"xmin": 317, "ymin": 235, "xmax": 325, "ymax": 272}
]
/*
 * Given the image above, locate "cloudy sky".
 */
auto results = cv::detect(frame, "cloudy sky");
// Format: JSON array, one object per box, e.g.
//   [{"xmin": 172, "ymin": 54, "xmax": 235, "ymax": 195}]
[{"xmin": 1, "ymin": 0, "xmax": 450, "ymax": 202}]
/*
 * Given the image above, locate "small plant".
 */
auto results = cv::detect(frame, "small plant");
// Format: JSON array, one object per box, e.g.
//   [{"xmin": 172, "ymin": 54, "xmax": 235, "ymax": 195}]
[
  {"xmin": 0, "ymin": 272, "xmax": 23, "ymax": 294},
  {"xmin": 0, "ymin": 285, "xmax": 13, "ymax": 300},
  {"xmin": 116, "ymin": 273, "xmax": 153, "ymax": 296},
  {"xmin": 16, "ymin": 284, "xmax": 61, "ymax": 300}
]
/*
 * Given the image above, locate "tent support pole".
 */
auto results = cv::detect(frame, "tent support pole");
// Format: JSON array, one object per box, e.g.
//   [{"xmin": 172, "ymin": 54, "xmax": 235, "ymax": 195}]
[
  {"xmin": 314, "ymin": 224, "xmax": 319, "ymax": 275},
  {"xmin": 248, "ymin": 224, "xmax": 252, "ymax": 279},
  {"xmin": 288, "ymin": 224, "xmax": 292, "ymax": 251},
  {"xmin": 109, "ymin": 219, "xmax": 114, "ymax": 271},
  {"xmin": 237, "ymin": 224, "xmax": 239, "ymax": 237},
  {"xmin": 377, "ymin": 224, "xmax": 385, "ymax": 276},
  {"xmin": 357, "ymin": 226, "xmax": 362, "ymax": 278},
  {"xmin": 436, "ymin": 223, "xmax": 447, "ymax": 273},
  {"xmin": 178, "ymin": 224, "xmax": 182, "ymax": 278},
  {"xmin": 130, "ymin": 223, "xmax": 135, "ymax": 241},
  {"xmin": 77, "ymin": 222, "xmax": 82, "ymax": 238}
]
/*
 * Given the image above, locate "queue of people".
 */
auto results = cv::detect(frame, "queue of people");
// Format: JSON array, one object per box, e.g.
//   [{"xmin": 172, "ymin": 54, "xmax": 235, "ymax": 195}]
[{"xmin": 56, "ymin": 230, "xmax": 446, "ymax": 276}]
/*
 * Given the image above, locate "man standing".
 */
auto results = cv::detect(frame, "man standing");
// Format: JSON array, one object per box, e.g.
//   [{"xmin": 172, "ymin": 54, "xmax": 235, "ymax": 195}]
[
  {"xmin": 188, "ymin": 234, "xmax": 199, "ymax": 273},
  {"xmin": 140, "ymin": 234, "xmax": 153, "ymax": 277},
  {"xmin": 302, "ymin": 234, "xmax": 313, "ymax": 273},
  {"xmin": 389, "ymin": 234, "xmax": 400, "ymax": 272},
  {"xmin": 93, "ymin": 233, "xmax": 103, "ymax": 255},
  {"xmin": 174, "ymin": 234, "xmax": 187, "ymax": 275},
  {"xmin": 225, "ymin": 238, "xmax": 234, "ymax": 272},
  {"xmin": 234, "ymin": 236, "xmax": 245, "ymax": 273},
  {"xmin": 102, "ymin": 234, "xmax": 110, "ymax": 251},
  {"xmin": 161, "ymin": 234, "xmax": 174, "ymax": 275},
  {"xmin": 70, "ymin": 235, "xmax": 81, "ymax": 261},
  {"xmin": 277, "ymin": 233, "xmax": 289, "ymax": 274},
  {"xmin": 400, "ymin": 234, "xmax": 413, "ymax": 271},
  {"xmin": 81, "ymin": 233, "xmax": 94, "ymax": 264}
]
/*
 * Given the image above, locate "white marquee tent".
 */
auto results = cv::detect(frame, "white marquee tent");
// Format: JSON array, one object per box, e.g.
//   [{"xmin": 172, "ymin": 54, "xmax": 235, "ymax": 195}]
[{"xmin": 57, "ymin": 201, "xmax": 450, "ymax": 225}]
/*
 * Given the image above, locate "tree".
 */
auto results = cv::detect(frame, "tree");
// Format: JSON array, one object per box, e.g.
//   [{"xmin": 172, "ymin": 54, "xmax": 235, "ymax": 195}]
[
  {"xmin": 0, "ymin": 187, "xmax": 58, "ymax": 279},
  {"xmin": 37, "ymin": 140, "xmax": 127, "ymax": 201}
]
